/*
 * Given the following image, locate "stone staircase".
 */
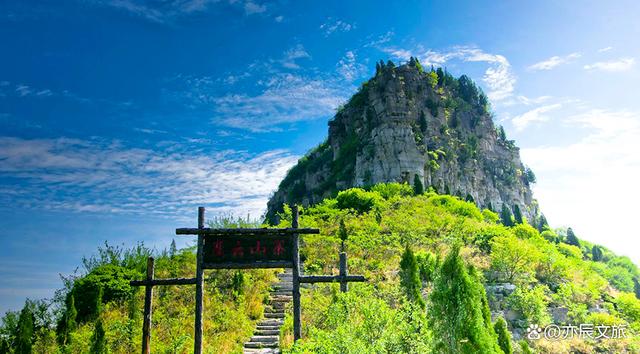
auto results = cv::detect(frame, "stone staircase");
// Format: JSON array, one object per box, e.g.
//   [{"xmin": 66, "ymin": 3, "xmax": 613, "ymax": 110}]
[{"xmin": 243, "ymin": 269, "xmax": 293, "ymax": 354}]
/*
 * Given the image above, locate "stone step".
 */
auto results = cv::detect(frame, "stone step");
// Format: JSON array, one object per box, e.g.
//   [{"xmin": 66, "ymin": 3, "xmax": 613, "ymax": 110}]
[
  {"xmin": 264, "ymin": 306, "xmax": 284, "ymax": 313},
  {"xmin": 244, "ymin": 341, "xmax": 278, "ymax": 349},
  {"xmin": 257, "ymin": 319, "xmax": 284, "ymax": 326},
  {"xmin": 250, "ymin": 335, "xmax": 279, "ymax": 343},
  {"xmin": 243, "ymin": 349, "xmax": 280, "ymax": 354},
  {"xmin": 255, "ymin": 329, "xmax": 280, "ymax": 336},
  {"xmin": 264, "ymin": 312, "xmax": 285, "ymax": 319},
  {"xmin": 256, "ymin": 325, "xmax": 280, "ymax": 331}
]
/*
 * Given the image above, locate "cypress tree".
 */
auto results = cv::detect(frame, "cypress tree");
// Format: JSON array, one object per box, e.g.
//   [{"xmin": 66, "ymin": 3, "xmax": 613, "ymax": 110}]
[
  {"xmin": 90, "ymin": 318, "xmax": 107, "ymax": 354},
  {"xmin": 537, "ymin": 213, "xmax": 549, "ymax": 232},
  {"xmin": 591, "ymin": 245, "xmax": 603, "ymax": 262},
  {"xmin": 519, "ymin": 340, "xmax": 533, "ymax": 354},
  {"xmin": 419, "ymin": 111, "xmax": 428, "ymax": 132},
  {"xmin": 494, "ymin": 317, "xmax": 513, "ymax": 354},
  {"xmin": 565, "ymin": 227, "xmax": 580, "ymax": 247},
  {"xmin": 444, "ymin": 184, "xmax": 451, "ymax": 195},
  {"xmin": 500, "ymin": 204, "xmax": 514, "ymax": 227},
  {"xmin": 169, "ymin": 239, "xmax": 177, "ymax": 258},
  {"xmin": 413, "ymin": 174, "xmax": 424, "ymax": 195},
  {"xmin": 15, "ymin": 302, "xmax": 35, "ymax": 354},
  {"xmin": 428, "ymin": 245, "xmax": 502, "ymax": 353},
  {"xmin": 513, "ymin": 205, "xmax": 523, "ymax": 224},
  {"xmin": 400, "ymin": 246, "xmax": 424, "ymax": 308},
  {"xmin": 633, "ymin": 278, "xmax": 640, "ymax": 300}
]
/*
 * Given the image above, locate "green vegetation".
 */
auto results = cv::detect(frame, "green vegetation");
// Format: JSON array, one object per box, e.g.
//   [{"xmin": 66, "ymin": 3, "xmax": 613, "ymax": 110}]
[{"xmin": 2, "ymin": 184, "xmax": 639, "ymax": 353}]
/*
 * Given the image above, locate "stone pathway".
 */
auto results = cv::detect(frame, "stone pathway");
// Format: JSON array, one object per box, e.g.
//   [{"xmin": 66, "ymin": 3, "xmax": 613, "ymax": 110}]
[{"xmin": 243, "ymin": 269, "xmax": 292, "ymax": 354}]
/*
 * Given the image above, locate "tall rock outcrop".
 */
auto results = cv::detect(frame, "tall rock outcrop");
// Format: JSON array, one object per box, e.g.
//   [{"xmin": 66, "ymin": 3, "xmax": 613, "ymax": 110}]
[{"xmin": 266, "ymin": 59, "xmax": 539, "ymax": 223}]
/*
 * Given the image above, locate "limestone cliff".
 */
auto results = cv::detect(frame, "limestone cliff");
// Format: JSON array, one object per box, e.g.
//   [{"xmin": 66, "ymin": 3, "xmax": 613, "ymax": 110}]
[{"xmin": 266, "ymin": 59, "xmax": 539, "ymax": 223}]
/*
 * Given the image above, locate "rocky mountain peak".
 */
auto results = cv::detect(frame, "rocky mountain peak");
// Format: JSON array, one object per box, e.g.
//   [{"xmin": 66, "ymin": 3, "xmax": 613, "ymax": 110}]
[{"xmin": 266, "ymin": 59, "xmax": 538, "ymax": 223}]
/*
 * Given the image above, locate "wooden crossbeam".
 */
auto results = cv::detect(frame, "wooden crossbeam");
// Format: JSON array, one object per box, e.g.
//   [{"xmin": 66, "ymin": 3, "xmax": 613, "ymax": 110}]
[
  {"xmin": 175, "ymin": 227, "xmax": 319, "ymax": 235},
  {"xmin": 130, "ymin": 278, "xmax": 197, "ymax": 286},
  {"xmin": 299, "ymin": 275, "xmax": 366, "ymax": 283}
]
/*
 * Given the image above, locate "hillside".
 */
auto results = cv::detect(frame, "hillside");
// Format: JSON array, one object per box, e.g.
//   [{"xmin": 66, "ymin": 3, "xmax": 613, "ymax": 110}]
[
  {"xmin": 2, "ymin": 186, "xmax": 639, "ymax": 353},
  {"xmin": 267, "ymin": 59, "xmax": 538, "ymax": 224}
]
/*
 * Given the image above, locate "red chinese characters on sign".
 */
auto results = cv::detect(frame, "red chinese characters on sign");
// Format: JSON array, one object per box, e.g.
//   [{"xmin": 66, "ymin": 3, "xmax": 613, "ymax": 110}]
[
  {"xmin": 203, "ymin": 235, "xmax": 293, "ymax": 264},
  {"xmin": 213, "ymin": 239, "xmax": 224, "ymax": 257},
  {"xmin": 273, "ymin": 239, "xmax": 285, "ymax": 256},
  {"xmin": 250, "ymin": 240, "xmax": 266, "ymax": 255},
  {"xmin": 232, "ymin": 241, "xmax": 244, "ymax": 257}
]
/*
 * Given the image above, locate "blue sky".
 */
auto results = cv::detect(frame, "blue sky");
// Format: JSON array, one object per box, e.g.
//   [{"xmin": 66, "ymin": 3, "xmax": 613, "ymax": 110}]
[{"xmin": 1, "ymin": 0, "xmax": 640, "ymax": 314}]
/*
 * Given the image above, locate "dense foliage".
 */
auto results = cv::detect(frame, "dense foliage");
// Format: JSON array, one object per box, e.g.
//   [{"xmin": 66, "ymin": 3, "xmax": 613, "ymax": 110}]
[{"xmin": 1, "ymin": 184, "xmax": 639, "ymax": 353}]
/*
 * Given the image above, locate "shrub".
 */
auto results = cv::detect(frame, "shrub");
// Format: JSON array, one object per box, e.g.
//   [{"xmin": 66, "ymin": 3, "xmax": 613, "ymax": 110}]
[
  {"xmin": 507, "ymin": 285, "xmax": 552, "ymax": 326},
  {"xmin": 427, "ymin": 195, "xmax": 483, "ymax": 221},
  {"xmin": 335, "ymin": 188, "xmax": 383, "ymax": 214},
  {"xmin": 369, "ymin": 182, "xmax": 413, "ymax": 200},
  {"xmin": 72, "ymin": 264, "xmax": 138, "ymax": 322}
]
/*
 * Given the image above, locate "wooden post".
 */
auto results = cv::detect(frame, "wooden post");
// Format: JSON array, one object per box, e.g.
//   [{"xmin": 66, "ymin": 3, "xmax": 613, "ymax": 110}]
[
  {"xmin": 194, "ymin": 207, "xmax": 205, "ymax": 354},
  {"xmin": 339, "ymin": 252, "xmax": 348, "ymax": 293},
  {"xmin": 141, "ymin": 257, "xmax": 154, "ymax": 354},
  {"xmin": 291, "ymin": 205, "xmax": 302, "ymax": 341}
]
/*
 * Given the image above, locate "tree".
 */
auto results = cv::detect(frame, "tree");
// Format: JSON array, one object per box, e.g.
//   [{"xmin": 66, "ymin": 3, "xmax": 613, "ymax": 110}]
[
  {"xmin": 565, "ymin": 227, "xmax": 580, "ymax": 247},
  {"xmin": 413, "ymin": 174, "xmax": 424, "ymax": 195},
  {"xmin": 491, "ymin": 235, "xmax": 541, "ymax": 283},
  {"xmin": 524, "ymin": 167, "xmax": 536, "ymax": 184},
  {"xmin": 500, "ymin": 204, "xmax": 514, "ymax": 227},
  {"xmin": 15, "ymin": 302, "xmax": 35, "ymax": 354},
  {"xmin": 400, "ymin": 246, "xmax": 424, "ymax": 308},
  {"xmin": 419, "ymin": 111, "xmax": 428, "ymax": 132},
  {"xmin": 56, "ymin": 294, "xmax": 78, "ymax": 346},
  {"xmin": 519, "ymin": 340, "xmax": 533, "ymax": 354},
  {"xmin": 513, "ymin": 205, "xmax": 523, "ymax": 224},
  {"xmin": 169, "ymin": 239, "xmax": 177, "ymax": 258},
  {"xmin": 90, "ymin": 318, "xmax": 107, "ymax": 354},
  {"xmin": 498, "ymin": 126, "xmax": 507, "ymax": 141},
  {"xmin": 591, "ymin": 245, "xmax": 603, "ymax": 262},
  {"xmin": 428, "ymin": 245, "xmax": 502, "ymax": 353},
  {"xmin": 633, "ymin": 278, "xmax": 640, "ymax": 300},
  {"xmin": 537, "ymin": 213, "xmax": 549, "ymax": 232},
  {"xmin": 494, "ymin": 317, "xmax": 513, "ymax": 354}
]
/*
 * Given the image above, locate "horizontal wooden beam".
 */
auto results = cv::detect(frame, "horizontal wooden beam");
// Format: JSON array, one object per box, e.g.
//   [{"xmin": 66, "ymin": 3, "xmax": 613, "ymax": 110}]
[
  {"xmin": 202, "ymin": 261, "xmax": 294, "ymax": 269},
  {"xmin": 299, "ymin": 275, "xmax": 367, "ymax": 283},
  {"xmin": 175, "ymin": 227, "xmax": 319, "ymax": 236},
  {"xmin": 130, "ymin": 277, "xmax": 197, "ymax": 287}
]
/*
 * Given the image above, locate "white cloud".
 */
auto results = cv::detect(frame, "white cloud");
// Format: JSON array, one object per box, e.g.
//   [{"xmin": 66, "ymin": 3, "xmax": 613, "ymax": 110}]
[
  {"xmin": 527, "ymin": 52, "xmax": 581, "ymax": 71},
  {"xmin": 511, "ymin": 103, "xmax": 562, "ymax": 131},
  {"xmin": 320, "ymin": 18, "xmax": 355, "ymax": 36},
  {"xmin": 584, "ymin": 57, "xmax": 636, "ymax": 72},
  {"xmin": 15, "ymin": 84, "xmax": 32, "ymax": 97},
  {"xmin": 244, "ymin": 1, "xmax": 266, "ymax": 15},
  {"xmin": 274, "ymin": 15, "xmax": 283, "ymax": 22},
  {"xmin": 281, "ymin": 44, "xmax": 311, "ymax": 69},
  {"xmin": 336, "ymin": 51, "xmax": 366, "ymax": 82},
  {"xmin": 98, "ymin": 0, "xmax": 267, "ymax": 23},
  {"xmin": 0, "ymin": 136, "xmax": 298, "ymax": 218},
  {"xmin": 521, "ymin": 108, "xmax": 640, "ymax": 264},
  {"xmin": 212, "ymin": 73, "xmax": 349, "ymax": 131},
  {"xmin": 598, "ymin": 46, "xmax": 613, "ymax": 53}
]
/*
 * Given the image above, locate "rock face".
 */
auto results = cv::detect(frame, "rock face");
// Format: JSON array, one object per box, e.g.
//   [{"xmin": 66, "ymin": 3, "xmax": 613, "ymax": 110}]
[{"xmin": 266, "ymin": 59, "xmax": 538, "ymax": 223}]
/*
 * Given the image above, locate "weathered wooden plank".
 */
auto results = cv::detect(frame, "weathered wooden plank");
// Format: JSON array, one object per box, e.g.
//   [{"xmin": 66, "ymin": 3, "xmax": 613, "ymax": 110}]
[
  {"xmin": 130, "ymin": 278, "xmax": 197, "ymax": 286},
  {"xmin": 291, "ymin": 205, "xmax": 302, "ymax": 342},
  {"xmin": 299, "ymin": 275, "xmax": 367, "ymax": 283},
  {"xmin": 175, "ymin": 227, "xmax": 319, "ymax": 235},
  {"xmin": 141, "ymin": 257, "xmax": 154, "ymax": 354},
  {"xmin": 194, "ymin": 207, "xmax": 205, "ymax": 354},
  {"xmin": 202, "ymin": 261, "xmax": 294, "ymax": 269}
]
